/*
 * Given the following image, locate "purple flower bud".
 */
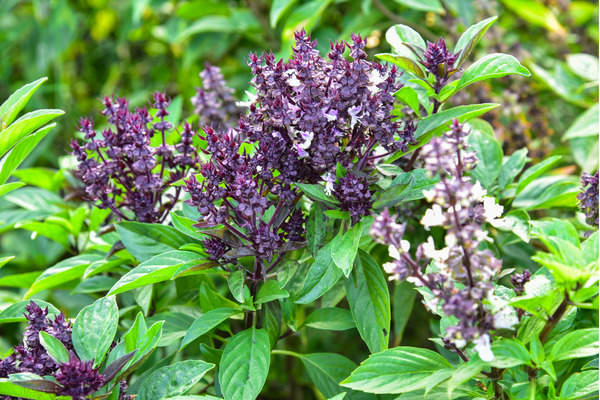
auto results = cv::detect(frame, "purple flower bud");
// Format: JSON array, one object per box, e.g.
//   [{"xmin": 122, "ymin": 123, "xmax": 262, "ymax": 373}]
[
  {"xmin": 55, "ymin": 354, "xmax": 104, "ymax": 400},
  {"xmin": 333, "ymin": 173, "xmax": 374, "ymax": 225}
]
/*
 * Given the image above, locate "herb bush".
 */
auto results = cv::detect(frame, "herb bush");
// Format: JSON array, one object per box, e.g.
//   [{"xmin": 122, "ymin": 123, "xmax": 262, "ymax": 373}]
[{"xmin": 0, "ymin": 7, "xmax": 598, "ymax": 400}]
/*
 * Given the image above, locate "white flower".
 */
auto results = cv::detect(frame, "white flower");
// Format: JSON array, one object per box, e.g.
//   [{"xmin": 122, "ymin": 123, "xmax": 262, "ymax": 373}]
[
  {"xmin": 422, "ymin": 237, "xmax": 449, "ymax": 262},
  {"xmin": 348, "ymin": 106, "xmax": 361, "ymax": 128},
  {"xmin": 296, "ymin": 144, "xmax": 309, "ymax": 158},
  {"xmin": 421, "ymin": 204, "xmax": 445, "ymax": 228},
  {"xmin": 324, "ymin": 109, "xmax": 338, "ymax": 121},
  {"xmin": 473, "ymin": 334, "xmax": 494, "ymax": 362},
  {"xmin": 493, "ymin": 307, "xmax": 519, "ymax": 330},
  {"xmin": 236, "ymin": 91, "xmax": 258, "ymax": 108},
  {"xmin": 422, "ymin": 188, "xmax": 436, "ymax": 202},
  {"xmin": 298, "ymin": 131, "xmax": 313, "ymax": 149},
  {"xmin": 367, "ymin": 69, "xmax": 386, "ymax": 94},
  {"xmin": 388, "ymin": 241, "xmax": 410, "ymax": 261},
  {"xmin": 482, "ymin": 196, "xmax": 504, "ymax": 221},
  {"xmin": 471, "ymin": 181, "xmax": 487, "ymax": 202},
  {"xmin": 287, "ymin": 73, "xmax": 301, "ymax": 87},
  {"xmin": 322, "ymin": 173, "xmax": 336, "ymax": 196},
  {"xmin": 454, "ymin": 338, "xmax": 467, "ymax": 348}
]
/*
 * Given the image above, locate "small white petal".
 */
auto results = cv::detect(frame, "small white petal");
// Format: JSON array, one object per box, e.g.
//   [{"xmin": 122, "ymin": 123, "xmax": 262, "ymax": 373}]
[
  {"xmin": 474, "ymin": 334, "xmax": 494, "ymax": 362},
  {"xmin": 482, "ymin": 196, "xmax": 504, "ymax": 221},
  {"xmin": 388, "ymin": 245, "xmax": 401, "ymax": 260},
  {"xmin": 471, "ymin": 181, "xmax": 487, "ymax": 201},
  {"xmin": 421, "ymin": 204, "xmax": 444, "ymax": 228},
  {"xmin": 287, "ymin": 74, "xmax": 302, "ymax": 87},
  {"xmin": 400, "ymin": 240, "xmax": 411, "ymax": 253}
]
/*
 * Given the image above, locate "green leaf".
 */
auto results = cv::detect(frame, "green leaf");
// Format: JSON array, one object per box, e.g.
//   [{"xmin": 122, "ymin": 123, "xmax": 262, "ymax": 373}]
[
  {"xmin": 38, "ymin": 331, "xmax": 69, "ymax": 364},
  {"xmin": 341, "ymin": 347, "xmax": 452, "ymax": 393},
  {"xmin": 256, "ymin": 280, "xmax": 289, "ymax": 304},
  {"xmin": 228, "ymin": 269, "xmax": 246, "ymax": 303},
  {"xmin": 170, "ymin": 212, "xmax": 209, "ymax": 242},
  {"xmin": 281, "ymin": 0, "xmax": 333, "ymax": 42},
  {"xmin": 385, "ymin": 24, "xmax": 425, "ymax": 61},
  {"xmin": 560, "ymin": 370, "xmax": 599, "ymax": 400},
  {"xmin": 516, "ymin": 156, "xmax": 561, "ymax": 194},
  {"xmin": 0, "ymin": 182, "xmax": 25, "ymax": 197},
  {"xmin": 0, "ymin": 123, "xmax": 55, "ymax": 185},
  {"xmin": 0, "ymin": 300, "xmax": 60, "ymax": 323},
  {"xmin": 467, "ymin": 124, "xmax": 503, "ymax": 188},
  {"xmin": 345, "ymin": 250, "xmax": 391, "ymax": 353},
  {"xmin": 276, "ymin": 259, "xmax": 299, "ymax": 289},
  {"xmin": 394, "ymin": 0, "xmax": 443, "ymax": 13},
  {"xmin": 0, "ymin": 77, "xmax": 48, "ymax": 129},
  {"xmin": 299, "ymin": 353, "xmax": 357, "ymax": 399},
  {"xmin": 392, "ymin": 281, "xmax": 416, "ymax": 345},
  {"xmin": 137, "ymin": 360, "xmax": 215, "ymax": 400},
  {"xmin": 295, "ymin": 183, "xmax": 339, "ymax": 205},
  {"xmin": 302, "ymin": 308, "xmax": 356, "ymax": 331},
  {"xmin": 454, "ymin": 16, "xmax": 498, "ymax": 66},
  {"xmin": 455, "ymin": 54, "xmax": 530, "ymax": 93},
  {"xmin": 0, "ymin": 378, "xmax": 59, "ymax": 400},
  {"xmin": 376, "ymin": 54, "xmax": 425, "ymax": 78},
  {"xmin": 306, "ymin": 201, "xmax": 326, "ymax": 256},
  {"xmin": 331, "ymin": 224, "xmax": 362, "ymax": 277},
  {"xmin": 566, "ymin": 53, "xmax": 599, "ymax": 81},
  {"xmin": 548, "ymin": 328, "xmax": 599, "ymax": 362},
  {"xmin": 296, "ymin": 241, "xmax": 342, "ymax": 304},
  {"xmin": 0, "ymin": 109, "xmax": 64, "ymax": 159},
  {"xmin": 270, "ymin": 0, "xmax": 297, "ymax": 27},
  {"xmin": 563, "ymin": 103, "xmax": 599, "ymax": 140},
  {"xmin": 72, "ymin": 275, "xmax": 117, "ymax": 294},
  {"xmin": 489, "ymin": 339, "xmax": 532, "ymax": 368},
  {"xmin": 373, "ymin": 178, "xmax": 415, "ymax": 209},
  {"xmin": 72, "ymin": 296, "xmax": 118, "ymax": 367},
  {"xmin": 445, "ymin": 355, "xmax": 487, "ymax": 396},
  {"xmin": 499, "ymin": 0, "xmax": 566, "ymax": 35},
  {"xmin": 116, "ymin": 221, "xmax": 197, "ymax": 262},
  {"xmin": 180, "ymin": 308, "xmax": 241, "ymax": 350},
  {"xmin": 498, "ymin": 148, "xmax": 528, "ymax": 190},
  {"xmin": 108, "ymin": 251, "xmax": 203, "ymax": 295},
  {"xmin": 395, "ymin": 86, "xmax": 421, "ymax": 116},
  {"xmin": 219, "ymin": 327, "xmax": 271, "ymax": 400},
  {"xmin": 25, "ymin": 254, "xmax": 103, "ymax": 299},
  {"xmin": 389, "ymin": 103, "xmax": 500, "ymax": 163},
  {"xmin": 530, "ymin": 335, "xmax": 544, "ymax": 365},
  {"xmin": 262, "ymin": 301, "xmax": 282, "ymax": 349}
]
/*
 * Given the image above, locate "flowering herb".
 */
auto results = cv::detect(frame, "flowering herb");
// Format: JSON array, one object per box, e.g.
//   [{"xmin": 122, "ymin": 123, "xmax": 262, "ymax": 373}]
[
  {"xmin": 578, "ymin": 170, "xmax": 599, "ymax": 236},
  {"xmin": 71, "ymin": 92, "xmax": 198, "ymax": 223},
  {"xmin": 192, "ymin": 63, "xmax": 244, "ymax": 130},
  {"xmin": 371, "ymin": 120, "xmax": 516, "ymax": 365}
]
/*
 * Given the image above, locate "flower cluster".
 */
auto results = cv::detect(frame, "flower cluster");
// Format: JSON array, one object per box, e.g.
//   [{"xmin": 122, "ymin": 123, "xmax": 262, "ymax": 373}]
[
  {"xmin": 71, "ymin": 92, "xmax": 198, "ymax": 223},
  {"xmin": 0, "ymin": 301, "xmax": 73, "ymax": 379},
  {"xmin": 192, "ymin": 63, "xmax": 243, "ymax": 130},
  {"xmin": 578, "ymin": 170, "xmax": 599, "ymax": 236},
  {"xmin": 411, "ymin": 38, "xmax": 459, "ymax": 112},
  {"xmin": 185, "ymin": 30, "xmax": 410, "ymax": 273},
  {"xmin": 0, "ymin": 302, "xmax": 134, "ymax": 400},
  {"xmin": 371, "ymin": 120, "xmax": 517, "ymax": 362},
  {"xmin": 55, "ymin": 355, "xmax": 104, "ymax": 400},
  {"xmin": 239, "ymin": 29, "xmax": 416, "ymax": 199},
  {"xmin": 333, "ymin": 173, "xmax": 374, "ymax": 225}
]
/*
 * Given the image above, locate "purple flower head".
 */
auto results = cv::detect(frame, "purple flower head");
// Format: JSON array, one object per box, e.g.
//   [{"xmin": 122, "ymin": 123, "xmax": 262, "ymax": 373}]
[
  {"xmin": 281, "ymin": 208, "xmax": 306, "ymax": 242},
  {"xmin": 71, "ymin": 93, "xmax": 198, "ymax": 223},
  {"xmin": 333, "ymin": 173, "xmax": 374, "ymax": 225},
  {"xmin": 421, "ymin": 38, "xmax": 458, "ymax": 77},
  {"xmin": 204, "ymin": 238, "xmax": 232, "ymax": 262},
  {"xmin": 510, "ymin": 269, "xmax": 531, "ymax": 296},
  {"xmin": 250, "ymin": 223, "xmax": 282, "ymax": 261},
  {"xmin": 578, "ymin": 170, "xmax": 599, "ymax": 232},
  {"xmin": 192, "ymin": 63, "xmax": 243, "ymax": 130},
  {"xmin": 23, "ymin": 301, "xmax": 49, "ymax": 348},
  {"xmin": 55, "ymin": 354, "xmax": 104, "ymax": 400}
]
